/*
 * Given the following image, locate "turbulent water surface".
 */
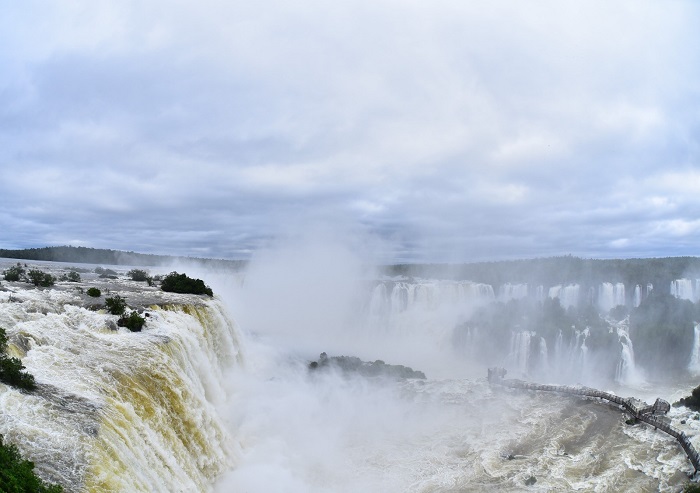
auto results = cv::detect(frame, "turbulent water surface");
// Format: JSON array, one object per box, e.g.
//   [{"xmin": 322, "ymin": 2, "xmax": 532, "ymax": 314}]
[{"xmin": 0, "ymin": 259, "xmax": 699, "ymax": 492}]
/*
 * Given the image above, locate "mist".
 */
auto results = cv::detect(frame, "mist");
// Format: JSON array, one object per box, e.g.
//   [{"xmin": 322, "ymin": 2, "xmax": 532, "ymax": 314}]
[{"xmin": 208, "ymin": 231, "xmax": 501, "ymax": 491}]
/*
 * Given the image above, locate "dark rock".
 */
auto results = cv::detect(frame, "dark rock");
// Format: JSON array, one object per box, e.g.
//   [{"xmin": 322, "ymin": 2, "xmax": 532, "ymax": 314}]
[
  {"xmin": 674, "ymin": 385, "xmax": 700, "ymax": 412},
  {"xmin": 524, "ymin": 476, "xmax": 537, "ymax": 486},
  {"xmin": 308, "ymin": 353, "xmax": 426, "ymax": 380}
]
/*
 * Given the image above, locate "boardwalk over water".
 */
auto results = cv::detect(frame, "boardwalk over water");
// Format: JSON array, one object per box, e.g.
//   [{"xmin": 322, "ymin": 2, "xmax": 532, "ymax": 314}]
[{"xmin": 487, "ymin": 367, "xmax": 700, "ymax": 474}]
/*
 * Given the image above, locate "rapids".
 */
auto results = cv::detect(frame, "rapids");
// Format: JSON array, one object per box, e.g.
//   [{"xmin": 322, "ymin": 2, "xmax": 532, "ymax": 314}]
[{"xmin": 0, "ymin": 269, "xmax": 242, "ymax": 492}]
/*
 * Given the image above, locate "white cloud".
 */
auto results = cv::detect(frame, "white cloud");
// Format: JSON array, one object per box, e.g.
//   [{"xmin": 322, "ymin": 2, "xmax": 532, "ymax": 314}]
[{"xmin": 0, "ymin": 0, "xmax": 699, "ymax": 260}]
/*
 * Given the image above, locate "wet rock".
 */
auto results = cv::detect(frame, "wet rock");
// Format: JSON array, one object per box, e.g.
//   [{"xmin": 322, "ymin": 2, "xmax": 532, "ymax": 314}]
[
  {"xmin": 524, "ymin": 476, "xmax": 537, "ymax": 486},
  {"xmin": 308, "ymin": 353, "xmax": 426, "ymax": 379}
]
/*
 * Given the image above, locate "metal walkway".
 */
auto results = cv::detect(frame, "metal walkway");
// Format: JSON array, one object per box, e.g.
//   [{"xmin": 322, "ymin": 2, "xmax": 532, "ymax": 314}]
[{"xmin": 487, "ymin": 367, "xmax": 700, "ymax": 473}]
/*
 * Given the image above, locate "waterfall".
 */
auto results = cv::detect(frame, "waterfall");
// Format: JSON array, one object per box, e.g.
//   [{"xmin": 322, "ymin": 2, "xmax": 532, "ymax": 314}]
[
  {"xmin": 538, "ymin": 337, "xmax": 549, "ymax": 374},
  {"xmin": 633, "ymin": 285, "xmax": 642, "ymax": 307},
  {"xmin": 598, "ymin": 283, "xmax": 626, "ymax": 313},
  {"xmin": 535, "ymin": 285, "xmax": 545, "ymax": 301},
  {"xmin": 670, "ymin": 279, "xmax": 697, "ymax": 302},
  {"xmin": 548, "ymin": 284, "xmax": 580, "ymax": 309},
  {"xmin": 368, "ymin": 283, "xmax": 387, "ymax": 317},
  {"xmin": 507, "ymin": 331, "xmax": 533, "ymax": 375},
  {"xmin": 370, "ymin": 280, "xmax": 495, "ymax": 316},
  {"xmin": 554, "ymin": 330, "xmax": 563, "ymax": 364},
  {"xmin": 0, "ymin": 288, "xmax": 242, "ymax": 492},
  {"xmin": 615, "ymin": 327, "xmax": 642, "ymax": 386},
  {"xmin": 498, "ymin": 283, "xmax": 528, "ymax": 301},
  {"xmin": 688, "ymin": 323, "xmax": 700, "ymax": 373}
]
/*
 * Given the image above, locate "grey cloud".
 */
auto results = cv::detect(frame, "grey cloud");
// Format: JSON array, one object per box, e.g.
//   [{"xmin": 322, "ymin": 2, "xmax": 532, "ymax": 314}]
[{"xmin": 1, "ymin": 1, "xmax": 699, "ymax": 261}]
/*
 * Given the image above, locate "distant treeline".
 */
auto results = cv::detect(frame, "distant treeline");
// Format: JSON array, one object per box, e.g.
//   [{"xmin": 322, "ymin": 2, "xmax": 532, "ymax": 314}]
[
  {"xmin": 383, "ymin": 255, "xmax": 700, "ymax": 288},
  {"xmin": 0, "ymin": 246, "xmax": 246, "ymax": 270}
]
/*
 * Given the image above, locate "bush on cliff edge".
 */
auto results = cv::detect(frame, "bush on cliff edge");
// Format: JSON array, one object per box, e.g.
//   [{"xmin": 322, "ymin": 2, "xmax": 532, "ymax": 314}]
[{"xmin": 160, "ymin": 272, "xmax": 213, "ymax": 296}]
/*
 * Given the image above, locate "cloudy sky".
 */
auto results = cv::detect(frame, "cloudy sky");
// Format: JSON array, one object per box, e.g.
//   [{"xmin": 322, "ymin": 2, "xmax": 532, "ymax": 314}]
[{"xmin": 1, "ymin": 1, "xmax": 699, "ymax": 263}]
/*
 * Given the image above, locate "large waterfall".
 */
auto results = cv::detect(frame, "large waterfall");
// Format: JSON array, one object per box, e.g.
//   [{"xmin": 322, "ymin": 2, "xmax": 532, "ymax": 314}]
[
  {"xmin": 2, "ymin": 257, "xmax": 698, "ymax": 492},
  {"xmin": 0, "ymin": 285, "xmax": 242, "ymax": 492}
]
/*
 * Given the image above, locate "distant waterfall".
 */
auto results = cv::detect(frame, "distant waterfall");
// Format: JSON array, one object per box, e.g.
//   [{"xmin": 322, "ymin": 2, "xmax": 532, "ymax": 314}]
[
  {"xmin": 633, "ymin": 285, "xmax": 642, "ymax": 308},
  {"xmin": 507, "ymin": 331, "xmax": 533, "ymax": 375},
  {"xmin": 670, "ymin": 279, "xmax": 699, "ymax": 302},
  {"xmin": 498, "ymin": 283, "xmax": 528, "ymax": 301},
  {"xmin": 598, "ymin": 282, "xmax": 625, "ymax": 313},
  {"xmin": 688, "ymin": 323, "xmax": 700, "ymax": 373},
  {"xmin": 368, "ymin": 280, "xmax": 495, "ymax": 316},
  {"xmin": 538, "ymin": 337, "xmax": 549, "ymax": 374},
  {"xmin": 535, "ymin": 285, "xmax": 545, "ymax": 301},
  {"xmin": 548, "ymin": 284, "xmax": 580, "ymax": 309},
  {"xmin": 615, "ymin": 327, "xmax": 642, "ymax": 386}
]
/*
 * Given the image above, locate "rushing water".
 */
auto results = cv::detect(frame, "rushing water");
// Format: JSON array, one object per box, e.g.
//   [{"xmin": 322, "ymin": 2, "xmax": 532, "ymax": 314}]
[
  {"xmin": 1, "ymin": 260, "xmax": 699, "ymax": 492},
  {"xmin": 0, "ymin": 269, "xmax": 242, "ymax": 492}
]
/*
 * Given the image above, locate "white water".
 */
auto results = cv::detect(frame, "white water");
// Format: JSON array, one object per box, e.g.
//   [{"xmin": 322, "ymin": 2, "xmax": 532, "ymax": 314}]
[
  {"xmin": 548, "ymin": 284, "xmax": 580, "ymax": 309},
  {"xmin": 498, "ymin": 283, "xmax": 529, "ymax": 301},
  {"xmin": 615, "ymin": 325, "xmax": 644, "ymax": 387},
  {"xmin": 670, "ymin": 279, "xmax": 699, "ymax": 302},
  {"xmin": 688, "ymin": 323, "xmax": 700, "ymax": 374},
  {"xmin": 598, "ymin": 282, "xmax": 626, "ymax": 313},
  {"xmin": 0, "ymin": 277, "xmax": 242, "ymax": 492},
  {"xmin": 1, "ymin": 256, "xmax": 698, "ymax": 492},
  {"xmin": 507, "ymin": 331, "xmax": 533, "ymax": 376}
]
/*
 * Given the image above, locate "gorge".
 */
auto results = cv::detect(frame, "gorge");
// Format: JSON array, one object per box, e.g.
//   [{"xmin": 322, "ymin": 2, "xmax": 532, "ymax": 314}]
[{"xmin": 2, "ymin": 253, "xmax": 700, "ymax": 492}]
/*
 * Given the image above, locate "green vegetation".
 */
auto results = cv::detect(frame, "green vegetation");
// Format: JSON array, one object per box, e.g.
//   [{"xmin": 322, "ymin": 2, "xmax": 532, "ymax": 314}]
[
  {"xmin": 458, "ymin": 285, "xmax": 700, "ymax": 378},
  {"xmin": 104, "ymin": 295, "xmax": 127, "ymax": 316},
  {"xmin": 0, "ymin": 246, "xmax": 245, "ymax": 270},
  {"xmin": 385, "ymin": 255, "xmax": 700, "ymax": 287},
  {"xmin": 127, "ymin": 269, "xmax": 149, "ymax": 281},
  {"xmin": 86, "ymin": 287, "xmax": 101, "ymax": 298},
  {"xmin": 60, "ymin": 271, "xmax": 80, "ymax": 282},
  {"xmin": 117, "ymin": 311, "xmax": 146, "ymax": 332},
  {"xmin": 674, "ymin": 385, "xmax": 700, "ymax": 411},
  {"xmin": 683, "ymin": 482, "xmax": 700, "ymax": 493},
  {"xmin": 127, "ymin": 269, "xmax": 152, "ymax": 286},
  {"xmin": 0, "ymin": 328, "xmax": 36, "ymax": 391},
  {"xmin": 0, "ymin": 435, "xmax": 63, "ymax": 493},
  {"xmin": 3, "ymin": 264, "xmax": 25, "ymax": 282},
  {"xmin": 161, "ymin": 272, "xmax": 213, "ymax": 296},
  {"xmin": 631, "ymin": 293, "xmax": 698, "ymax": 373},
  {"xmin": 26, "ymin": 270, "xmax": 55, "ymax": 287}
]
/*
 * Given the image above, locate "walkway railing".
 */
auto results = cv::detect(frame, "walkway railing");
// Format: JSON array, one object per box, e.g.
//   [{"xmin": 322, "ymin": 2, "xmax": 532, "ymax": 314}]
[{"xmin": 487, "ymin": 367, "xmax": 700, "ymax": 473}]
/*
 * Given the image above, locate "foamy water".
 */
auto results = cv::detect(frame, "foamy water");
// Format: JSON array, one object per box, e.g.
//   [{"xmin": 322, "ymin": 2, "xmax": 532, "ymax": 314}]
[{"xmin": 1, "ymin": 258, "xmax": 698, "ymax": 492}]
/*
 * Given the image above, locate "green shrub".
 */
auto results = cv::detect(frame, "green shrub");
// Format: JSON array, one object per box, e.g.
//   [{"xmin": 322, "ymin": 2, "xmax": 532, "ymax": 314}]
[
  {"xmin": 674, "ymin": 385, "xmax": 700, "ymax": 411},
  {"xmin": 0, "ymin": 356, "xmax": 36, "ymax": 391},
  {"xmin": 0, "ymin": 327, "xmax": 36, "ymax": 391},
  {"xmin": 127, "ymin": 269, "xmax": 150, "ymax": 282},
  {"xmin": 60, "ymin": 271, "xmax": 81, "ymax": 282},
  {"xmin": 0, "ymin": 434, "xmax": 63, "ymax": 492},
  {"xmin": 684, "ymin": 482, "xmax": 700, "ymax": 493},
  {"xmin": 3, "ymin": 264, "xmax": 25, "ymax": 282},
  {"xmin": 27, "ymin": 270, "xmax": 55, "ymax": 287},
  {"xmin": 161, "ymin": 272, "xmax": 213, "ymax": 296},
  {"xmin": 118, "ymin": 311, "xmax": 146, "ymax": 332},
  {"xmin": 105, "ymin": 295, "xmax": 127, "ymax": 316},
  {"xmin": 86, "ymin": 287, "xmax": 101, "ymax": 298}
]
